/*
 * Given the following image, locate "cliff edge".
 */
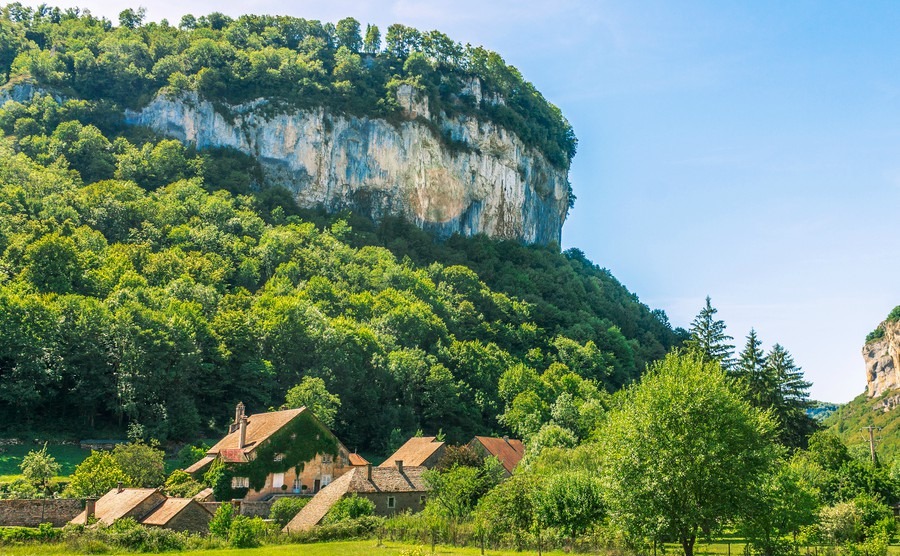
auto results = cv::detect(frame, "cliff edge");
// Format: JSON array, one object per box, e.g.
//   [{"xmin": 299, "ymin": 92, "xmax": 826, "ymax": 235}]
[
  {"xmin": 124, "ymin": 82, "xmax": 570, "ymax": 245},
  {"xmin": 865, "ymin": 316, "xmax": 900, "ymax": 398}
]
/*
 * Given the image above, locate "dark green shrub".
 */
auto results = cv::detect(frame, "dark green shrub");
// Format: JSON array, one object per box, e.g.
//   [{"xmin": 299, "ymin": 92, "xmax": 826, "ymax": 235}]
[
  {"xmin": 324, "ymin": 494, "xmax": 376, "ymax": 524},
  {"xmin": 229, "ymin": 515, "xmax": 268, "ymax": 548},
  {"xmin": 209, "ymin": 503, "xmax": 234, "ymax": 538},
  {"xmin": 269, "ymin": 496, "xmax": 310, "ymax": 527}
]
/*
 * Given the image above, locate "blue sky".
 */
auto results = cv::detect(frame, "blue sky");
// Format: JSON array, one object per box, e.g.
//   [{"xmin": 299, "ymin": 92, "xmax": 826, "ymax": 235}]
[{"xmin": 23, "ymin": 0, "xmax": 900, "ymax": 402}]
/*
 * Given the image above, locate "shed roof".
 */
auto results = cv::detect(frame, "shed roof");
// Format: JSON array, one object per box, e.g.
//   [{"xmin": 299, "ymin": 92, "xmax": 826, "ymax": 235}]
[
  {"xmin": 380, "ymin": 437, "xmax": 444, "ymax": 467},
  {"xmin": 141, "ymin": 498, "xmax": 208, "ymax": 526},
  {"xmin": 69, "ymin": 488, "xmax": 161, "ymax": 526},
  {"xmin": 471, "ymin": 436, "xmax": 525, "ymax": 474}
]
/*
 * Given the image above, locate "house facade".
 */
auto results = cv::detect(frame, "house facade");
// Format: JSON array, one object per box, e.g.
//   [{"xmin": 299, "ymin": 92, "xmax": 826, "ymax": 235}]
[
  {"xmin": 185, "ymin": 403, "xmax": 366, "ymax": 501},
  {"xmin": 283, "ymin": 461, "xmax": 429, "ymax": 532}
]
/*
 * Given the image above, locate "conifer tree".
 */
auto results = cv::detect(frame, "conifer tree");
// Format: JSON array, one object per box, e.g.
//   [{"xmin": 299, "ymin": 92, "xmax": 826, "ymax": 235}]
[
  {"xmin": 685, "ymin": 296, "xmax": 734, "ymax": 368},
  {"xmin": 765, "ymin": 344, "xmax": 816, "ymax": 448},
  {"xmin": 363, "ymin": 24, "xmax": 381, "ymax": 54},
  {"xmin": 734, "ymin": 329, "xmax": 771, "ymax": 407}
]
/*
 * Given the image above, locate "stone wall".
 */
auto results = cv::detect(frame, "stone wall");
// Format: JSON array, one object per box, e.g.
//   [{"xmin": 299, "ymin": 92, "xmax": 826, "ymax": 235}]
[
  {"xmin": 238, "ymin": 500, "xmax": 273, "ymax": 518},
  {"xmin": 0, "ymin": 499, "xmax": 84, "ymax": 527}
]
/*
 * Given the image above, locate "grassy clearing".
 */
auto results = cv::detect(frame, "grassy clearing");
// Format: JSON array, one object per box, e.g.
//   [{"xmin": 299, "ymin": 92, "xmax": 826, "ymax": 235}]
[{"xmin": 0, "ymin": 445, "xmax": 92, "ymax": 479}]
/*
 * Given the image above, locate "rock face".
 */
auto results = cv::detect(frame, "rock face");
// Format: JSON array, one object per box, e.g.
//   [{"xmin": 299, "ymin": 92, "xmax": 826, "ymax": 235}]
[
  {"xmin": 124, "ymin": 85, "xmax": 570, "ymax": 244},
  {"xmin": 865, "ymin": 320, "xmax": 900, "ymax": 398}
]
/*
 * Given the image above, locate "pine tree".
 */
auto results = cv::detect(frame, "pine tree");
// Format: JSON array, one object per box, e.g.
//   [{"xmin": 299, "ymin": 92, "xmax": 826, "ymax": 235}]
[
  {"xmin": 765, "ymin": 344, "xmax": 816, "ymax": 448},
  {"xmin": 685, "ymin": 296, "xmax": 734, "ymax": 367},
  {"xmin": 734, "ymin": 329, "xmax": 772, "ymax": 407}
]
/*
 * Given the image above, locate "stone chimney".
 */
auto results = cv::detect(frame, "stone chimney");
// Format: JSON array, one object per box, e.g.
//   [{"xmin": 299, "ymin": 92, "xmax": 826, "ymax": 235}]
[
  {"xmin": 238, "ymin": 414, "xmax": 248, "ymax": 449},
  {"xmin": 366, "ymin": 464, "xmax": 373, "ymax": 481},
  {"xmin": 116, "ymin": 481, "xmax": 123, "ymax": 493},
  {"xmin": 84, "ymin": 499, "xmax": 96, "ymax": 525},
  {"xmin": 232, "ymin": 402, "xmax": 245, "ymax": 433},
  {"xmin": 396, "ymin": 460, "xmax": 404, "ymax": 474},
  {"xmin": 503, "ymin": 435, "xmax": 510, "ymax": 444}
]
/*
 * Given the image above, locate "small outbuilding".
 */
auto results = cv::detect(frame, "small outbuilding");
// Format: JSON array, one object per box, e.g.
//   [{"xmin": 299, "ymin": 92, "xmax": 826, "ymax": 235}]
[
  {"xmin": 380, "ymin": 436, "xmax": 445, "ymax": 469},
  {"xmin": 69, "ymin": 487, "xmax": 212, "ymax": 534}
]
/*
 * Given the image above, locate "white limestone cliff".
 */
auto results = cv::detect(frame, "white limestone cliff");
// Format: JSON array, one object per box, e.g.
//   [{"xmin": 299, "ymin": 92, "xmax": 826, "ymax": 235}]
[
  {"xmin": 865, "ymin": 320, "xmax": 900, "ymax": 398},
  {"xmin": 124, "ymin": 84, "xmax": 570, "ymax": 244}
]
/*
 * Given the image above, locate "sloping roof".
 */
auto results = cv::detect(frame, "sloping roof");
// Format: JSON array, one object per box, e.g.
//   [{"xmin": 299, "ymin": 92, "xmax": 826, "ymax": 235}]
[
  {"xmin": 193, "ymin": 488, "xmax": 214, "ymax": 502},
  {"xmin": 348, "ymin": 465, "xmax": 428, "ymax": 493},
  {"xmin": 184, "ymin": 455, "xmax": 215, "ymax": 474},
  {"xmin": 472, "ymin": 436, "xmax": 525, "ymax": 474},
  {"xmin": 70, "ymin": 488, "xmax": 161, "ymax": 526},
  {"xmin": 380, "ymin": 437, "xmax": 444, "ymax": 467},
  {"xmin": 283, "ymin": 466, "xmax": 429, "ymax": 532},
  {"xmin": 207, "ymin": 407, "xmax": 305, "ymax": 456},
  {"xmin": 141, "ymin": 498, "xmax": 204, "ymax": 526},
  {"xmin": 283, "ymin": 472, "xmax": 355, "ymax": 532},
  {"xmin": 348, "ymin": 453, "xmax": 369, "ymax": 466}
]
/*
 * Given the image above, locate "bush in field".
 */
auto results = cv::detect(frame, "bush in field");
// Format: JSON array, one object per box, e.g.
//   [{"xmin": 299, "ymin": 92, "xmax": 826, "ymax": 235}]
[
  {"xmin": 324, "ymin": 494, "xmax": 376, "ymax": 523},
  {"xmin": 209, "ymin": 503, "xmax": 234, "ymax": 538},
  {"xmin": 165, "ymin": 469, "xmax": 204, "ymax": 498},
  {"xmin": 270, "ymin": 496, "xmax": 310, "ymax": 527},
  {"xmin": 229, "ymin": 515, "xmax": 269, "ymax": 548}
]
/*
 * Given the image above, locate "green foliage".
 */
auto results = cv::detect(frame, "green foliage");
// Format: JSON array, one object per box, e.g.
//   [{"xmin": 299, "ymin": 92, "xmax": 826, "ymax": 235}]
[
  {"xmin": 229, "ymin": 515, "xmax": 268, "ymax": 548},
  {"xmin": 165, "ymin": 469, "xmax": 204, "ymax": 497},
  {"xmin": 176, "ymin": 443, "xmax": 210, "ymax": 469},
  {"xmin": 685, "ymin": 296, "xmax": 734, "ymax": 367},
  {"xmin": 269, "ymin": 496, "xmax": 310, "ymax": 527},
  {"xmin": 64, "ymin": 451, "xmax": 128, "ymax": 498},
  {"xmin": 284, "ymin": 376, "xmax": 341, "ymax": 428},
  {"xmin": 423, "ymin": 457, "xmax": 504, "ymax": 520},
  {"xmin": 534, "ymin": 470, "xmax": 604, "ymax": 542},
  {"xmin": 209, "ymin": 502, "xmax": 234, "ymax": 538},
  {"xmin": 111, "ymin": 441, "xmax": 166, "ymax": 488},
  {"xmin": 19, "ymin": 442, "xmax": 60, "ymax": 490},
  {"xmin": 324, "ymin": 494, "xmax": 376, "ymax": 523},
  {"xmin": 0, "ymin": 9, "xmax": 576, "ymax": 170},
  {"xmin": 597, "ymin": 351, "xmax": 778, "ymax": 556}
]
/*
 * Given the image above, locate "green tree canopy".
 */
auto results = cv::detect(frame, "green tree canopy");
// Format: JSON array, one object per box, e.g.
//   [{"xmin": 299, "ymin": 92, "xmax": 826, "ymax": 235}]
[{"xmin": 598, "ymin": 351, "xmax": 777, "ymax": 556}]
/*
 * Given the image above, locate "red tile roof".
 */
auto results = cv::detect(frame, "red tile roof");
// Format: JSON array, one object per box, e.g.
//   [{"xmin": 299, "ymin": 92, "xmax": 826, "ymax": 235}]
[{"xmin": 471, "ymin": 436, "xmax": 525, "ymax": 474}]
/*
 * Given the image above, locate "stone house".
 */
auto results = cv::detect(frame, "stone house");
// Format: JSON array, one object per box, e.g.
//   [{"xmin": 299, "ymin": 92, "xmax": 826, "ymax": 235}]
[
  {"xmin": 69, "ymin": 486, "xmax": 212, "ymax": 533},
  {"xmin": 380, "ymin": 436, "xmax": 446, "ymax": 469},
  {"xmin": 185, "ymin": 403, "xmax": 364, "ymax": 501},
  {"xmin": 468, "ymin": 436, "xmax": 525, "ymax": 476},
  {"xmin": 283, "ymin": 461, "xmax": 428, "ymax": 532}
]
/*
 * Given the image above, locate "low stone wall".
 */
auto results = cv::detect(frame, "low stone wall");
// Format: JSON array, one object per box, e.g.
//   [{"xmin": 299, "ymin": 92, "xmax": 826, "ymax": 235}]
[
  {"xmin": 0, "ymin": 499, "xmax": 84, "ymax": 527},
  {"xmin": 239, "ymin": 500, "xmax": 272, "ymax": 518}
]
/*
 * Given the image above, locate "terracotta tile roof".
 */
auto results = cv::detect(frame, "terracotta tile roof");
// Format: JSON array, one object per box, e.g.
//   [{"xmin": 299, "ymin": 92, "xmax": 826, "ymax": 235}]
[
  {"xmin": 472, "ymin": 436, "xmax": 525, "ymax": 474},
  {"xmin": 184, "ymin": 455, "xmax": 215, "ymax": 474},
  {"xmin": 207, "ymin": 407, "xmax": 305, "ymax": 456},
  {"xmin": 69, "ymin": 488, "xmax": 161, "ymax": 526},
  {"xmin": 193, "ymin": 488, "xmax": 214, "ymax": 501},
  {"xmin": 141, "ymin": 498, "xmax": 208, "ymax": 526},
  {"xmin": 380, "ymin": 437, "xmax": 444, "ymax": 467},
  {"xmin": 348, "ymin": 453, "xmax": 369, "ymax": 466}
]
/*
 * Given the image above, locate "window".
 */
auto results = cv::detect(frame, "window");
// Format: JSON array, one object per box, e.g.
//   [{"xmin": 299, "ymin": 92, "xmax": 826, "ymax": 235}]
[
  {"xmin": 272, "ymin": 472, "xmax": 285, "ymax": 489},
  {"xmin": 321, "ymin": 474, "xmax": 332, "ymax": 486},
  {"xmin": 231, "ymin": 476, "xmax": 249, "ymax": 488},
  {"xmin": 387, "ymin": 496, "xmax": 396, "ymax": 509},
  {"xmin": 274, "ymin": 453, "xmax": 284, "ymax": 462},
  {"xmin": 322, "ymin": 454, "xmax": 333, "ymax": 464}
]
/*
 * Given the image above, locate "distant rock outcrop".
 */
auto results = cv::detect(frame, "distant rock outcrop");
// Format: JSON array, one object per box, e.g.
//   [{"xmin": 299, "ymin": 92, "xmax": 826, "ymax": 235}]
[
  {"xmin": 864, "ymin": 319, "xmax": 900, "ymax": 398},
  {"xmin": 124, "ymin": 83, "xmax": 571, "ymax": 245}
]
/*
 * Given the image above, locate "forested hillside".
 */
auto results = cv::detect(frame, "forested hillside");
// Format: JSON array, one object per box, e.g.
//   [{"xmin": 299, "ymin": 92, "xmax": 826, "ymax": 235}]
[{"xmin": 0, "ymin": 90, "xmax": 680, "ymax": 449}]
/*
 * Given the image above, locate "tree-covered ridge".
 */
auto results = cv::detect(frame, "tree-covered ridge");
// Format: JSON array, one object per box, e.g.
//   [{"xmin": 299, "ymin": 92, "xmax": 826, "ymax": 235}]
[
  {"xmin": 0, "ymin": 93, "xmax": 675, "ymax": 450},
  {"xmin": 0, "ymin": 4, "xmax": 576, "ymax": 170}
]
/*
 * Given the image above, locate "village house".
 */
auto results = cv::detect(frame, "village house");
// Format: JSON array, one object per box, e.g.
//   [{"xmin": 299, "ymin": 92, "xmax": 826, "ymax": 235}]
[
  {"xmin": 283, "ymin": 461, "xmax": 428, "ymax": 532},
  {"xmin": 380, "ymin": 436, "xmax": 446, "ymax": 469},
  {"xmin": 69, "ymin": 486, "xmax": 212, "ymax": 533},
  {"xmin": 185, "ymin": 403, "xmax": 365, "ymax": 501},
  {"xmin": 468, "ymin": 436, "xmax": 525, "ymax": 476}
]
